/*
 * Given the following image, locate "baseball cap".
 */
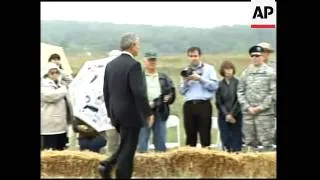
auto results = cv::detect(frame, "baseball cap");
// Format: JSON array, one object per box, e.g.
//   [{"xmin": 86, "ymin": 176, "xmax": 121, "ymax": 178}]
[{"xmin": 144, "ymin": 52, "xmax": 158, "ymax": 60}]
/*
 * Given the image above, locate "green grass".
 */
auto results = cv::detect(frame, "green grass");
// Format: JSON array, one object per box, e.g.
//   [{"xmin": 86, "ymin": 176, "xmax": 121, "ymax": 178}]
[{"xmin": 67, "ymin": 53, "xmax": 276, "ymax": 145}]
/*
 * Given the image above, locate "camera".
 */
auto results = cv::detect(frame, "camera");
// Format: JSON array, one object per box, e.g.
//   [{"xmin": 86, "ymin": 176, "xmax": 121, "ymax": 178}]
[
  {"xmin": 153, "ymin": 97, "xmax": 162, "ymax": 108},
  {"xmin": 180, "ymin": 68, "xmax": 194, "ymax": 78},
  {"xmin": 151, "ymin": 89, "xmax": 171, "ymax": 111}
]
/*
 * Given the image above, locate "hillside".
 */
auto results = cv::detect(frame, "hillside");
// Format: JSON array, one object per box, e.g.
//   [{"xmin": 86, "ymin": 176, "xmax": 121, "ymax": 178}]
[{"xmin": 41, "ymin": 20, "xmax": 276, "ymax": 55}]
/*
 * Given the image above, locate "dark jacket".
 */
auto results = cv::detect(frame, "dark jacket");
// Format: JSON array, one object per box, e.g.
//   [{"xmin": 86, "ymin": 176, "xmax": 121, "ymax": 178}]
[
  {"xmin": 215, "ymin": 77, "xmax": 241, "ymax": 117},
  {"xmin": 148, "ymin": 72, "xmax": 176, "ymax": 121},
  {"xmin": 72, "ymin": 117, "xmax": 105, "ymax": 139},
  {"xmin": 103, "ymin": 53, "xmax": 152, "ymax": 128}
]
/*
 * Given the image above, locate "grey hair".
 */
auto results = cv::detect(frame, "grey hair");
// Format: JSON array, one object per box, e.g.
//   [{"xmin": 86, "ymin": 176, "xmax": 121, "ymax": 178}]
[{"xmin": 120, "ymin": 32, "xmax": 139, "ymax": 51}]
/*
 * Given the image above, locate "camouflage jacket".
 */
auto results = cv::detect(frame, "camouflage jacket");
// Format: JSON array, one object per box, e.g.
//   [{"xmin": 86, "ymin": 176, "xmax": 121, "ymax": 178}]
[
  {"xmin": 267, "ymin": 60, "xmax": 276, "ymax": 74},
  {"xmin": 267, "ymin": 60, "xmax": 276, "ymax": 102},
  {"xmin": 237, "ymin": 63, "xmax": 276, "ymax": 115}
]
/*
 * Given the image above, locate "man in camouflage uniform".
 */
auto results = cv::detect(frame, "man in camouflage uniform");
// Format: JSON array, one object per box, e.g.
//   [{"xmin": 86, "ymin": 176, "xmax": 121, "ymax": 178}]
[
  {"xmin": 257, "ymin": 42, "xmax": 277, "ymax": 145},
  {"xmin": 237, "ymin": 45, "xmax": 276, "ymax": 151}
]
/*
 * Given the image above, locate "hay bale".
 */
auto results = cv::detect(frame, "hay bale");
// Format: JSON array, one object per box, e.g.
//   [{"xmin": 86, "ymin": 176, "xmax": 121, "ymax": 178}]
[
  {"xmin": 238, "ymin": 152, "xmax": 276, "ymax": 178},
  {"xmin": 198, "ymin": 149, "xmax": 243, "ymax": 178},
  {"xmin": 41, "ymin": 147, "xmax": 276, "ymax": 178},
  {"xmin": 133, "ymin": 152, "xmax": 171, "ymax": 177},
  {"xmin": 41, "ymin": 150, "xmax": 105, "ymax": 178},
  {"xmin": 168, "ymin": 147, "xmax": 216, "ymax": 177},
  {"xmin": 199, "ymin": 151, "xmax": 276, "ymax": 178}
]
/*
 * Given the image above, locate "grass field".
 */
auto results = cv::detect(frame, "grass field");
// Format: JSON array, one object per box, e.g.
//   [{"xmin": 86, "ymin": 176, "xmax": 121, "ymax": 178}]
[{"xmin": 67, "ymin": 52, "xmax": 276, "ymax": 145}]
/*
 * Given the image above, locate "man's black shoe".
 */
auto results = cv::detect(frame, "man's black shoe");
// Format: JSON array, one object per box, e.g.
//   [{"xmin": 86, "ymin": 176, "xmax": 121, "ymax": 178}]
[{"xmin": 98, "ymin": 163, "xmax": 113, "ymax": 178}]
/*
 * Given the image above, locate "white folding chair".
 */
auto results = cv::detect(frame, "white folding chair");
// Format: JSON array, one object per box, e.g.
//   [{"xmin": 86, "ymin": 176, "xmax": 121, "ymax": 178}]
[
  {"xmin": 273, "ymin": 117, "xmax": 277, "ymax": 149},
  {"xmin": 209, "ymin": 116, "xmax": 222, "ymax": 149},
  {"xmin": 67, "ymin": 125, "xmax": 79, "ymax": 150},
  {"xmin": 149, "ymin": 115, "xmax": 181, "ymax": 150}
]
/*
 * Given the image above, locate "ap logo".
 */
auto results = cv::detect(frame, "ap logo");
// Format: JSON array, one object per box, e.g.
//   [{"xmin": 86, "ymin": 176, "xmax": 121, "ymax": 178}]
[{"xmin": 251, "ymin": 0, "xmax": 276, "ymax": 28}]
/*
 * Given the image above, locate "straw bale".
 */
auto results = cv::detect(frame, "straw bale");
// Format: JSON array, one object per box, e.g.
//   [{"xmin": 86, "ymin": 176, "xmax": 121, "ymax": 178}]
[
  {"xmin": 133, "ymin": 151, "xmax": 171, "ymax": 177},
  {"xmin": 198, "ymin": 150, "xmax": 243, "ymax": 178},
  {"xmin": 41, "ymin": 147, "xmax": 276, "ymax": 178},
  {"xmin": 167, "ymin": 146, "xmax": 216, "ymax": 177},
  {"xmin": 238, "ymin": 152, "xmax": 276, "ymax": 178},
  {"xmin": 41, "ymin": 150, "xmax": 105, "ymax": 178},
  {"xmin": 199, "ymin": 151, "xmax": 276, "ymax": 178}
]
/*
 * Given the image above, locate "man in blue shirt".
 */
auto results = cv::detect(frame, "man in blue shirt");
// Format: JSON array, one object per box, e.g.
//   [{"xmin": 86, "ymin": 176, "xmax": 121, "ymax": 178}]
[{"xmin": 179, "ymin": 47, "xmax": 219, "ymax": 147}]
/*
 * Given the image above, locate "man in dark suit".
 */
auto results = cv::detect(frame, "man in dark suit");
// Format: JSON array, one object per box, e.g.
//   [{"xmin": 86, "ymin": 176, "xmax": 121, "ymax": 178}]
[{"xmin": 98, "ymin": 32, "xmax": 154, "ymax": 179}]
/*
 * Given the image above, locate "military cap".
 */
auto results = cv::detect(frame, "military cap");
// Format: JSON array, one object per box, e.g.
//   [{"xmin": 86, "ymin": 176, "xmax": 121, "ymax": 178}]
[{"xmin": 249, "ymin": 45, "xmax": 264, "ymax": 55}]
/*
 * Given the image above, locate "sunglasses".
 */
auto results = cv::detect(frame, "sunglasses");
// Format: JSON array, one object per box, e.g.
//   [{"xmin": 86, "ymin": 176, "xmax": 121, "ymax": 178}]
[
  {"xmin": 49, "ymin": 71, "xmax": 60, "ymax": 75},
  {"xmin": 147, "ymin": 58, "xmax": 157, "ymax": 61},
  {"xmin": 250, "ymin": 54, "xmax": 261, "ymax": 57},
  {"xmin": 188, "ymin": 55, "xmax": 199, "ymax": 58}
]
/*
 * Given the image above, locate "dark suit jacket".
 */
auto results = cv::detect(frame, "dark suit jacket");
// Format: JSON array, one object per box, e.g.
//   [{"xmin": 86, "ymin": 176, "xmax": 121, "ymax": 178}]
[
  {"xmin": 103, "ymin": 53, "xmax": 152, "ymax": 128},
  {"xmin": 215, "ymin": 77, "xmax": 241, "ymax": 117}
]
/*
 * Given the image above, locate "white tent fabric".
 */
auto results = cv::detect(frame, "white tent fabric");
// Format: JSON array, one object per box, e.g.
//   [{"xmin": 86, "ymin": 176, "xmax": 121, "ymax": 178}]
[
  {"xmin": 68, "ymin": 55, "xmax": 120, "ymax": 132},
  {"xmin": 41, "ymin": 42, "xmax": 73, "ymax": 76}
]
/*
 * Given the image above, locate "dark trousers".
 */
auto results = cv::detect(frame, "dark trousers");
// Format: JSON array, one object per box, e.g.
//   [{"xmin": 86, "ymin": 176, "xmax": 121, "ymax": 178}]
[
  {"xmin": 183, "ymin": 100, "xmax": 212, "ymax": 147},
  {"xmin": 79, "ymin": 136, "xmax": 107, "ymax": 153},
  {"xmin": 218, "ymin": 112, "xmax": 243, "ymax": 152},
  {"xmin": 41, "ymin": 133, "xmax": 68, "ymax": 150},
  {"xmin": 101, "ymin": 125, "xmax": 140, "ymax": 179}
]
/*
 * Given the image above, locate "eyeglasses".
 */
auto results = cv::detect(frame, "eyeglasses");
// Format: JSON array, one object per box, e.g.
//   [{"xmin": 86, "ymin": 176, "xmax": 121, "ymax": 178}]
[
  {"xmin": 250, "ymin": 54, "xmax": 261, "ymax": 57},
  {"xmin": 49, "ymin": 71, "xmax": 60, "ymax": 75}
]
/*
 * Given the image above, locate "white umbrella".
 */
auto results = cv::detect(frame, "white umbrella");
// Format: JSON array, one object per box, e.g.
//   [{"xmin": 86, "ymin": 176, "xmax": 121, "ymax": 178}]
[{"xmin": 68, "ymin": 55, "xmax": 118, "ymax": 132}]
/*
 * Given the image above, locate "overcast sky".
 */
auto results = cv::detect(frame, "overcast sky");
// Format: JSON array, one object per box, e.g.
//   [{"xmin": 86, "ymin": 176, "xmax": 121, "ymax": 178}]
[{"xmin": 41, "ymin": 2, "xmax": 251, "ymax": 29}]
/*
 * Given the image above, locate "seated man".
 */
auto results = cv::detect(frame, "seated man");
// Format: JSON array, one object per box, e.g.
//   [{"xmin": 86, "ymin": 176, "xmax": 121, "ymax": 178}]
[{"xmin": 72, "ymin": 117, "xmax": 107, "ymax": 153}]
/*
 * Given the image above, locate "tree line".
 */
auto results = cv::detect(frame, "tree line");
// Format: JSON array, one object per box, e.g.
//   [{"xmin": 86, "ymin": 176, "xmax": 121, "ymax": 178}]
[{"xmin": 41, "ymin": 20, "xmax": 276, "ymax": 55}]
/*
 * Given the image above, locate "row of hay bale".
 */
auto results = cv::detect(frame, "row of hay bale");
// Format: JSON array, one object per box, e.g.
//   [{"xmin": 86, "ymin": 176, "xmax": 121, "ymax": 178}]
[{"xmin": 41, "ymin": 146, "xmax": 276, "ymax": 178}]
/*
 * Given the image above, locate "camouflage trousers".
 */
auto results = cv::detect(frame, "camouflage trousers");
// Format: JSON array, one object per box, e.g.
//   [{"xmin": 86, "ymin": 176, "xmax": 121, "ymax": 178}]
[{"xmin": 242, "ymin": 114, "xmax": 275, "ymax": 147}]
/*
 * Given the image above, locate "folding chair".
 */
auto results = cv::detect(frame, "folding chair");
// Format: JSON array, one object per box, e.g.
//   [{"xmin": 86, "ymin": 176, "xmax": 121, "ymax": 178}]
[
  {"xmin": 273, "ymin": 117, "xmax": 277, "ymax": 149},
  {"xmin": 209, "ymin": 116, "xmax": 222, "ymax": 149},
  {"xmin": 67, "ymin": 125, "xmax": 79, "ymax": 150}
]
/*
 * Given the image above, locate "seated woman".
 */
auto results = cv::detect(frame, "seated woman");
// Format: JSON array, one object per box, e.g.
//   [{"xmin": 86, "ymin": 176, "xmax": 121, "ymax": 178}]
[
  {"xmin": 41, "ymin": 63, "xmax": 73, "ymax": 150},
  {"xmin": 72, "ymin": 117, "xmax": 107, "ymax": 153},
  {"xmin": 215, "ymin": 60, "xmax": 242, "ymax": 152}
]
